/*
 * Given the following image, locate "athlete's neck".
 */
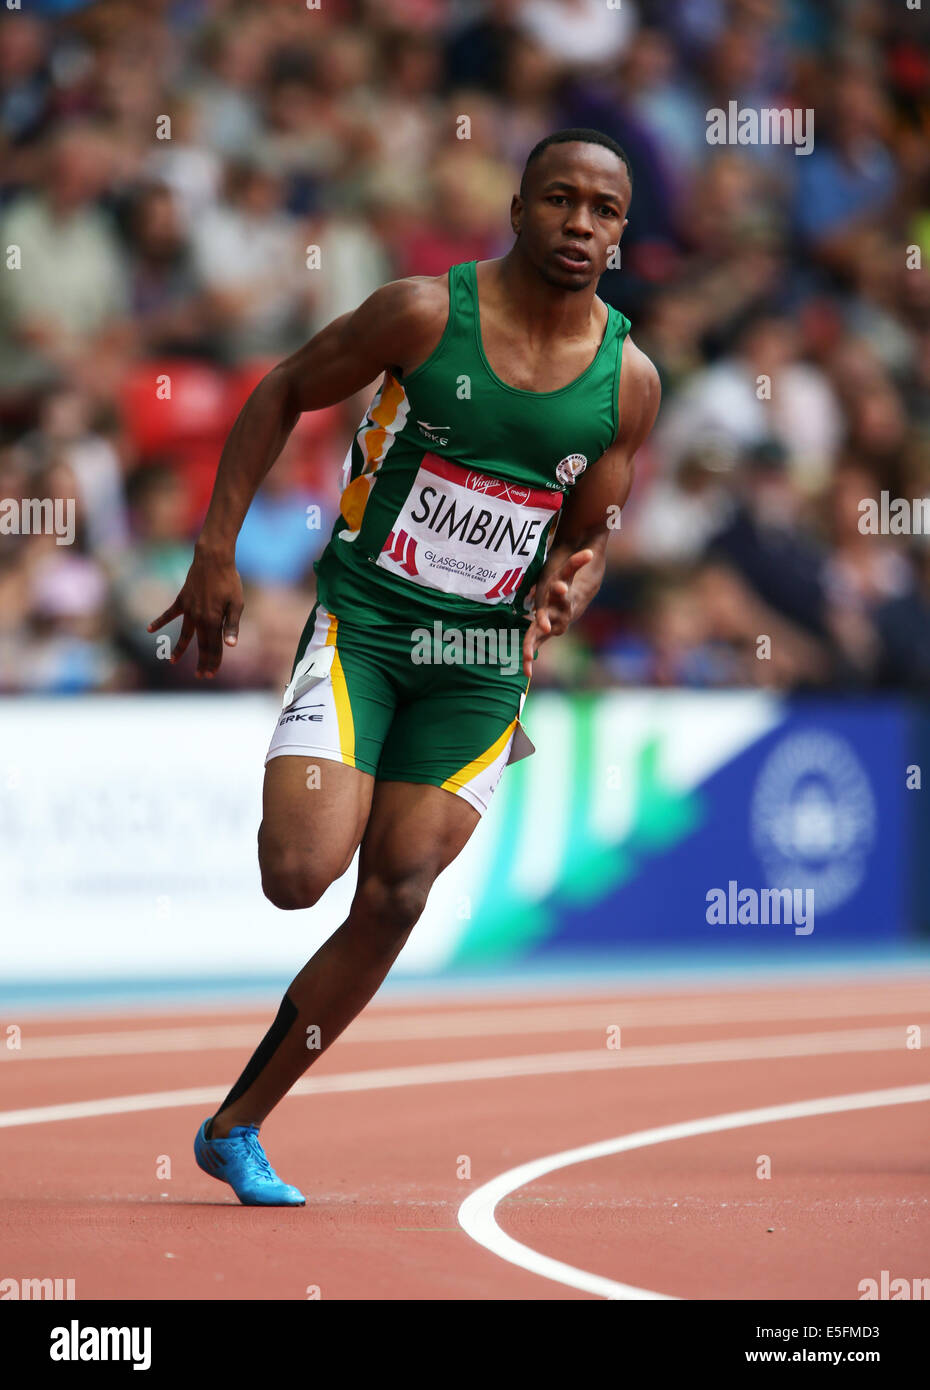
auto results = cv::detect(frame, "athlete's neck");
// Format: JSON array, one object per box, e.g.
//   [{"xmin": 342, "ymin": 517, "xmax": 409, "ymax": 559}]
[{"xmin": 484, "ymin": 251, "xmax": 602, "ymax": 344}]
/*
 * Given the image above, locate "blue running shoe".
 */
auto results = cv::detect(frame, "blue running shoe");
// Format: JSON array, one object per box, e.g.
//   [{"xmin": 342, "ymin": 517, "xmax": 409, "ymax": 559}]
[{"xmin": 194, "ymin": 1119, "xmax": 306, "ymax": 1206}]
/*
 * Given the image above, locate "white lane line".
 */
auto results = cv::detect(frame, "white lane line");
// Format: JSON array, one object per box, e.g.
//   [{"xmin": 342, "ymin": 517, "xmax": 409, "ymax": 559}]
[
  {"xmin": 4, "ymin": 992, "xmax": 929, "ymax": 1061},
  {"xmin": 457, "ymin": 1083, "xmax": 930, "ymax": 1302},
  {"xmin": 0, "ymin": 1024, "xmax": 925, "ymax": 1128}
]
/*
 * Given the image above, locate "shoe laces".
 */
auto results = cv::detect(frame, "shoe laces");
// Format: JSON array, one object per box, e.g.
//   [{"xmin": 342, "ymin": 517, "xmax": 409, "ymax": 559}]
[{"xmin": 240, "ymin": 1128, "xmax": 276, "ymax": 1180}]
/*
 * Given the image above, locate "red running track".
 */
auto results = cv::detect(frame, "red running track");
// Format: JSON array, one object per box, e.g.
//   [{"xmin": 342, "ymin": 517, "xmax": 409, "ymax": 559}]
[{"xmin": 0, "ymin": 974, "xmax": 928, "ymax": 1300}]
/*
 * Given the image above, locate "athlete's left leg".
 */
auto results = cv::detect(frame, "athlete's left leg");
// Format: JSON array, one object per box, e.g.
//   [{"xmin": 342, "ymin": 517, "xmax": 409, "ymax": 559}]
[{"xmin": 207, "ymin": 779, "xmax": 480, "ymax": 1136}]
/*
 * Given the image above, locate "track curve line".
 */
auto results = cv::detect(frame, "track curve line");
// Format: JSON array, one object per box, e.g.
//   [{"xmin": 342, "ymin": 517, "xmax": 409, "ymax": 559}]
[{"xmin": 457, "ymin": 1083, "xmax": 930, "ymax": 1301}]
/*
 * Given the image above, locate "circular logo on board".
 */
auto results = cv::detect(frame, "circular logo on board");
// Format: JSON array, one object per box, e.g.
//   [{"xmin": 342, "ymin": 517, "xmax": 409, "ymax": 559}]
[
  {"xmin": 750, "ymin": 731, "xmax": 876, "ymax": 914},
  {"xmin": 556, "ymin": 453, "xmax": 588, "ymax": 487}
]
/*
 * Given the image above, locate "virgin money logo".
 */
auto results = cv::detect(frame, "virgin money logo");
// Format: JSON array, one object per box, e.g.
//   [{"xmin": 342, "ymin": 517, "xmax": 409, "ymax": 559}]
[{"xmin": 464, "ymin": 473, "xmax": 531, "ymax": 506}]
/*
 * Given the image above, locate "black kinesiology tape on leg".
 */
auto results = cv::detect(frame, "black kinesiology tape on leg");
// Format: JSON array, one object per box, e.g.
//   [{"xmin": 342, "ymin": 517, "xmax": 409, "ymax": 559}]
[{"xmin": 211, "ymin": 993, "xmax": 299, "ymax": 1126}]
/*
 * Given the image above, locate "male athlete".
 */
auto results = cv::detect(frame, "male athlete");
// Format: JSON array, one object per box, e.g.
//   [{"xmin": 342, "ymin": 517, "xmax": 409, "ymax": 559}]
[{"xmin": 148, "ymin": 129, "xmax": 660, "ymax": 1205}]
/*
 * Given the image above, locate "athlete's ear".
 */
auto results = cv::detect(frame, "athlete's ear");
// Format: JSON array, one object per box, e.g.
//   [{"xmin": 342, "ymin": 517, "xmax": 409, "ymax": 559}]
[{"xmin": 510, "ymin": 193, "xmax": 523, "ymax": 235}]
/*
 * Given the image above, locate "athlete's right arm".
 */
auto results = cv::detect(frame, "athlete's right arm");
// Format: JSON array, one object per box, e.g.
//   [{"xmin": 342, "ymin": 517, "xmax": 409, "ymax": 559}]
[{"xmin": 147, "ymin": 278, "xmax": 446, "ymax": 678}]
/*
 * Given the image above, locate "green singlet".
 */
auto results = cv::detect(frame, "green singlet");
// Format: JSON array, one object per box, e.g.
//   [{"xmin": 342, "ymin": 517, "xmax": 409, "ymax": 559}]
[{"xmin": 265, "ymin": 260, "xmax": 631, "ymax": 815}]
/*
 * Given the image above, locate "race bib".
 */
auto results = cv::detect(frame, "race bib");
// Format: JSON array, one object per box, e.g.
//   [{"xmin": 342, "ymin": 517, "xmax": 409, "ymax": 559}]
[{"xmin": 376, "ymin": 453, "xmax": 561, "ymax": 604}]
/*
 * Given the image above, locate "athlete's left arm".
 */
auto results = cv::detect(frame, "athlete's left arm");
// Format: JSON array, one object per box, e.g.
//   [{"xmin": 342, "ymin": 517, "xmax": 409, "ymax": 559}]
[{"xmin": 522, "ymin": 341, "xmax": 661, "ymax": 678}]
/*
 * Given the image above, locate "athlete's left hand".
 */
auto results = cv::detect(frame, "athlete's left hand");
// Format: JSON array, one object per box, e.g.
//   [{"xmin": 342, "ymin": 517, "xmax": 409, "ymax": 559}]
[{"xmin": 522, "ymin": 549, "xmax": 593, "ymax": 678}]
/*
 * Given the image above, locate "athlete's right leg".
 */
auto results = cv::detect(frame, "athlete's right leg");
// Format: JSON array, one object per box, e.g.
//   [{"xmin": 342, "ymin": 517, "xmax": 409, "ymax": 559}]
[
  {"xmin": 204, "ymin": 597, "xmax": 394, "ymax": 1148},
  {"xmin": 258, "ymin": 754, "xmax": 373, "ymax": 911},
  {"xmin": 208, "ymin": 776, "xmax": 480, "ymax": 1140},
  {"xmin": 206, "ymin": 754, "xmax": 372, "ymax": 1141}
]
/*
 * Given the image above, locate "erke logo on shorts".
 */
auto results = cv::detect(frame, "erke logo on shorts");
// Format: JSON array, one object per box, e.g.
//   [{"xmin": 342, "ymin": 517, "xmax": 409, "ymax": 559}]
[{"xmin": 278, "ymin": 706, "xmax": 324, "ymax": 725}]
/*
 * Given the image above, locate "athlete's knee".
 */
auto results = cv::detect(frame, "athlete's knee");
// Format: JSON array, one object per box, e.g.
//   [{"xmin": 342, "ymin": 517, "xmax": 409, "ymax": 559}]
[
  {"xmin": 260, "ymin": 849, "xmax": 334, "ymax": 912},
  {"xmin": 352, "ymin": 869, "xmax": 432, "ymax": 940},
  {"xmin": 262, "ymin": 868, "xmax": 329, "ymax": 912}
]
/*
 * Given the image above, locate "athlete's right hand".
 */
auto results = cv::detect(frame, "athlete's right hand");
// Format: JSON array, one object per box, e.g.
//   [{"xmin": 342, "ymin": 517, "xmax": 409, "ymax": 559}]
[{"xmin": 147, "ymin": 544, "xmax": 244, "ymax": 679}]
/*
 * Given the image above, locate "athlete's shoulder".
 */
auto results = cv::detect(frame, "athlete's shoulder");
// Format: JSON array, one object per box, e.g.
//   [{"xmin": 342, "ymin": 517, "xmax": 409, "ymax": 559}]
[
  {"xmin": 620, "ymin": 336, "xmax": 660, "ymax": 394},
  {"xmin": 616, "ymin": 336, "xmax": 661, "ymax": 447},
  {"xmin": 366, "ymin": 271, "xmax": 450, "ymax": 318},
  {"xmin": 358, "ymin": 271, "xmax": 453, "ymax": 376}
]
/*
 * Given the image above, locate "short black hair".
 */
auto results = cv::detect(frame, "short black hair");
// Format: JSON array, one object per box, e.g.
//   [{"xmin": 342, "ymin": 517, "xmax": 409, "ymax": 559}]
[{"xmin": 520, "ymin": 128, "xmax": 633, "ymax": 198}]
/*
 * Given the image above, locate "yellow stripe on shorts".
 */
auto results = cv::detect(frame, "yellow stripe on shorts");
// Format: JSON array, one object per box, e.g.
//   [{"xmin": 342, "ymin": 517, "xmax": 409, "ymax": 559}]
[
  {"xmin": 441, "ymin": 718, "xmax": 517, "ymax": 795},
  {"xmin": 324, "ymin": 614, "xmax": 356, "ymax": 767}
]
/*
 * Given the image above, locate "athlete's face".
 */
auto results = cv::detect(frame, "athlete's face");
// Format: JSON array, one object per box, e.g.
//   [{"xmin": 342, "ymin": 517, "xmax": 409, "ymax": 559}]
[{"xmin": 512, "ymin": 143, "xmax": 631, "ymax": 291}]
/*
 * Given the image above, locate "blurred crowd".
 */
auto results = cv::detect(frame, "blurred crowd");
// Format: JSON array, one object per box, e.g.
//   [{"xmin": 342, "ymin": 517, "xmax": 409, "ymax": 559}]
[{"xmin": 0, "ymin": 0, "xmax": 928, "ymax": 695}]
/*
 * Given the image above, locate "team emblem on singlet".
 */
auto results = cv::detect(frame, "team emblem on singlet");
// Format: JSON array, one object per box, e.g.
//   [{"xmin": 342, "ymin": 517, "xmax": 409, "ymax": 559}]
[
  {"xmin": 377, "ymin": 453, "xmax": 562, "ymax": 604},
  {"xmin": 556, "ymin": 453, "xmax": 588, "ymax": 486}
]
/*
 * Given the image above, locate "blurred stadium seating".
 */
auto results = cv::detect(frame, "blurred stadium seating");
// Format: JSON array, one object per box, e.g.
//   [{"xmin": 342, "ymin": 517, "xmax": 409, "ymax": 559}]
[{"xmin": 0, "ymin": 0, "xmax": 928, "ymax": 697}]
